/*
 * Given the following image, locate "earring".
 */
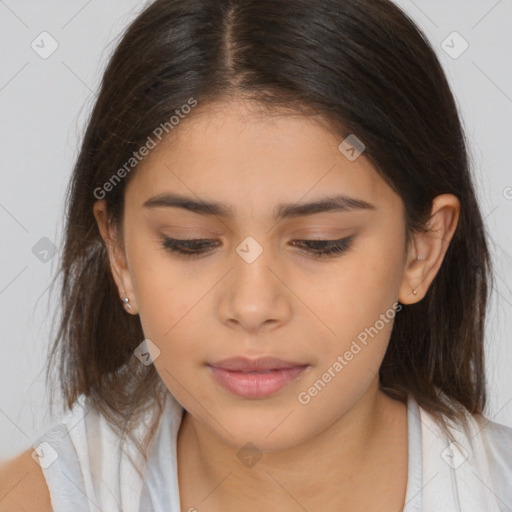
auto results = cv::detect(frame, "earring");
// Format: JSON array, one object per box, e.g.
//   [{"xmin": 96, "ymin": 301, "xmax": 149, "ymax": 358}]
[
  {"xmin": 122, "ymin": 297, "xmax": 132, "ymax": 310},
  {"xmin": 412, "ymin": 289, "xmax": 417, "ymax": 295}
]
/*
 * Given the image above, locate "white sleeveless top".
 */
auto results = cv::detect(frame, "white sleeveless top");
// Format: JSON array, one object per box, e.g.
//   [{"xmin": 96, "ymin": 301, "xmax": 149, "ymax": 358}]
[{"xmin": 31, "ymin": 392, "xmax": 512, "ymax": 511}]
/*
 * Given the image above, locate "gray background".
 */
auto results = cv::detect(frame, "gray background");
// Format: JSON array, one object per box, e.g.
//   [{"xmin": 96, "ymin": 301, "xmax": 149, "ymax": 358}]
[{"xmin": 0, "ymin": 0, "xmax": 511, "ymax": 461}]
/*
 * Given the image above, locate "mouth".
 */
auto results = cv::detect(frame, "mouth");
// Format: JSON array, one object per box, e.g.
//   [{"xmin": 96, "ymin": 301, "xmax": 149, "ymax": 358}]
[{"xmin": 207, "ymin": 356, "xmax": 310, "ymax": 398}]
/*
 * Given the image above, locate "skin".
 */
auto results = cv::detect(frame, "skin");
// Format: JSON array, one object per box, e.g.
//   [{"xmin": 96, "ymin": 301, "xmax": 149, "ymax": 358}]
[{"xmin": 93, "ymin": 98, "xmax": 460, "ymax": 511}]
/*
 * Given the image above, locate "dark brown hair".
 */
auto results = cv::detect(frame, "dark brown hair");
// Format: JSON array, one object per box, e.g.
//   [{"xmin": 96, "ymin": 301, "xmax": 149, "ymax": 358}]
[{"xmin": 46, "ymin": 0, "xmax": 494, "ymax": 457}]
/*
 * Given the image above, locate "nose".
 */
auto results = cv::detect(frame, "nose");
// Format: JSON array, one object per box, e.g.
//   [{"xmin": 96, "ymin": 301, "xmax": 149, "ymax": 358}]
[{"xmin": 217, "ymin": 237, "xmax": 293, "ymax": 334}]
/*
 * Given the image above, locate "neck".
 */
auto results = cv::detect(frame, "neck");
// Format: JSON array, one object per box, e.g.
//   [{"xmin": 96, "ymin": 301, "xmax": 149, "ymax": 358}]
[{"xmin": 177, "ymin": 379, "xmax": 408, "ymax": 511}]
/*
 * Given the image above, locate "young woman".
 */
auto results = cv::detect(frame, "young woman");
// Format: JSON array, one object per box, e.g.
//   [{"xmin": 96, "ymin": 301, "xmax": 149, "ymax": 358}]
[{"xmin": 1, "ymin": 0, "xmax": 511, "ymax": 511}]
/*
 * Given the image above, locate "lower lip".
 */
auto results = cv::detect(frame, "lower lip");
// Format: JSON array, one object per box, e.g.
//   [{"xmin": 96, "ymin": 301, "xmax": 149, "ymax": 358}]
[{"xmin": 208, "ymin": 365, "xmax": 309, "ymax": 399}]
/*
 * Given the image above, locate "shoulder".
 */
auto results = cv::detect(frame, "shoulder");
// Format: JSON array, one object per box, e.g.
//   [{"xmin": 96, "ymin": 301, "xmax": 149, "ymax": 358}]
[
  {"xmin": 0, "ymin": 397, "xmax": 95, "ymax": 512},
  {"xmin": 415, "ymin": 399, "xmax": 512, "ymax": 509},
  {"xmin": 0, "ymin": 448, "xmax": 52, "ymax": 512},
  {"xmin": 474, "ymin": 414, "xmax": 512, "ymax": 469},
  {"xmin": 470, "ymin": 415, "xmax": 512, "ymax": 508}
]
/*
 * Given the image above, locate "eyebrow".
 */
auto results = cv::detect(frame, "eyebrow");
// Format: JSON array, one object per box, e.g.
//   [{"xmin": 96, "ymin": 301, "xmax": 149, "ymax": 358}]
[{"xmin": 143, "ymin": 192, "xmax": 376, "ymax": 220}]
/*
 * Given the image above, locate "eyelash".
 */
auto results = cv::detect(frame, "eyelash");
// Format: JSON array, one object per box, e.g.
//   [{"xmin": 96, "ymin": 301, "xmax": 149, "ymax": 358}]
[{"xmin": 161, "ymin": 236, "xmax": 354, "ymax": 259}]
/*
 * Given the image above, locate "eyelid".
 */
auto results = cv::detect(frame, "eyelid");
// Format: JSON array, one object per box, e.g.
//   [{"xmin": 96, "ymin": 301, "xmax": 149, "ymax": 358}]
[{"xmin": 160, "ymin": 234, "xmax": 355, "ymax": 259}]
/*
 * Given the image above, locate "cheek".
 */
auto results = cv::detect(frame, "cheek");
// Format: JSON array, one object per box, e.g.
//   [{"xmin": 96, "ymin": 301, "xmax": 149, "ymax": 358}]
[
  {"xmin": 295, "ymin": 266, "xmax": 402, "ymax": 417},
  {"xmin": 317, "ymin": 236, "xmax": 404, "ymax": 333},
  {"xmin": 305, "ymin": 236, "xmax": 404, "ymax": 394},
  {"xmin": 134, "ymin": 264, "xmax": 207, "ymax": 342},
  {"xmin": 124, "ymin": 225, "xmax": 207, "ymax": 332},
  {"xmin": 127, "ymin": 247, "xmax": 223, "ymax": 393}
]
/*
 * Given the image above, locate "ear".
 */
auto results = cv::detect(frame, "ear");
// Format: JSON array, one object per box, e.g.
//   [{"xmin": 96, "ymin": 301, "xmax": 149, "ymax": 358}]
[
  {"xmin": 398, "ymin": 194, "xmax": 460, "ymax": 305},
  {"xmin": 93, "ymin": 200, "xmax": 139, "ymax": 314}
]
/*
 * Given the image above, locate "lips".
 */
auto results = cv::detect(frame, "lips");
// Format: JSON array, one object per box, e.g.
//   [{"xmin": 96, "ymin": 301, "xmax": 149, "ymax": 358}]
[
  {"xmin": 209, "ymin": 356, "xmax": 306, "ymax": 372},
  {"xmin": 207, "ymin": 356, "xmax": 309, "ymax": 398}
]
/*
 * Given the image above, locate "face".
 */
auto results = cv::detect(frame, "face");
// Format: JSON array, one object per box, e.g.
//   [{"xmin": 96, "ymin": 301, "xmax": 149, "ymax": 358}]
[{"xmin": 96, "ymin": 99, "xmax": 417, "ymax": 452}]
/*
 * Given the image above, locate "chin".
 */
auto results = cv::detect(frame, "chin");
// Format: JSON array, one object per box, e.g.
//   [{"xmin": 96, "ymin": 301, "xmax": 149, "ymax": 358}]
[{"xmin": 211, "ymin": 409, "xmax": 311, "ymax": 454}]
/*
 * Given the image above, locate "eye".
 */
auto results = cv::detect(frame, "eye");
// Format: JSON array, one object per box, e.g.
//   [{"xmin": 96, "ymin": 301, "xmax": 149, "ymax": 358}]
[
  {"xmin": 161, "ymin": 237, "xmax": 219, "ymax": 258},
  {"xmin": 161, "ymin": 236, "xmax": 354, "ymax": 259},
  {"xmin": 289, "ymin": 235, "xmax": 354, "ymax": 258}
]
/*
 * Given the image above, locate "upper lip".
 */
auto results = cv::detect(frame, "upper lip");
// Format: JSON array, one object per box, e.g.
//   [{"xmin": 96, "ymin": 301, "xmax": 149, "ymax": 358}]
[{"xmin": 208, "ymin": 356, "xmax": 308, "ymax": 372}]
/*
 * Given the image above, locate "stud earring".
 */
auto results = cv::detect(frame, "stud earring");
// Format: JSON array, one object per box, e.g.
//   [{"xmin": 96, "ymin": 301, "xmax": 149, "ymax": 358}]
[{"xmin": 122, "ymin": 297, "xmax": 132, "ymax": 310}]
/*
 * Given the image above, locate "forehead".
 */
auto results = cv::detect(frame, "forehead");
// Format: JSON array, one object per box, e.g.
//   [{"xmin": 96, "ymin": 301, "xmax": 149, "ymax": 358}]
[{"xmin": 125, "ymin": 99, "xmax": 398, "ymax": 217}]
